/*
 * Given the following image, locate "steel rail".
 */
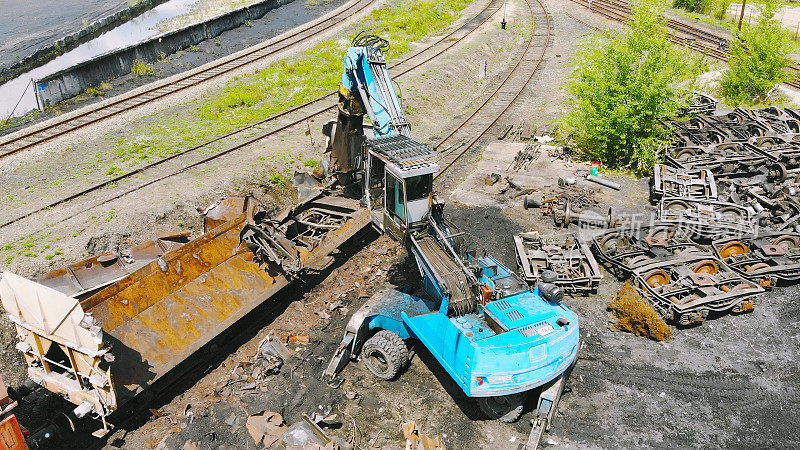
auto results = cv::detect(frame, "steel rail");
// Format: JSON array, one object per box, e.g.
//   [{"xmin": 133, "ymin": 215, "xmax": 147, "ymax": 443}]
[
  {"xmin": 569, "ymin": 0, "xmax": 800, "ymax": 89},
  {"xmin": 0, "ymin": 0, "xmax": 376, "ymax": 159},
  {"xmin": 434, "ymin": 0, "xmax": 552, "ymax": 180},
  {"xmin": 0, "ymin": 0, "xmax": 503, "ymax": 232}
]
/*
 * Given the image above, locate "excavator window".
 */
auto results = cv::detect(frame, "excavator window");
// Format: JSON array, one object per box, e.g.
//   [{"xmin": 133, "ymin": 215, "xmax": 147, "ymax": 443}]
[
  {"xmin": 405, "ymin": 174, "xmax": 431, "ymax": 201},
  {"xmin": 386, "ymin": 173, "xmax": 406, "ymax": 223},
  {"xmin": 368, "ymin": 156, "xmax": 385, "ymax": 212}
]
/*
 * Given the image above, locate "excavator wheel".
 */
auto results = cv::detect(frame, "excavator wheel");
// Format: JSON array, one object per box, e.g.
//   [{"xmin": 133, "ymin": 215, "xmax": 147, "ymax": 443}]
[
  {"xmin": 362, "ymin": 330, "xmax": 409, "ymax": 380},
  {"xmin": 719, "ymin": 241, "xmax": 748, "ymax": 258},
  {"xmin": 477, "ymin": 393, "xmax": 525, "ymax": 423}
]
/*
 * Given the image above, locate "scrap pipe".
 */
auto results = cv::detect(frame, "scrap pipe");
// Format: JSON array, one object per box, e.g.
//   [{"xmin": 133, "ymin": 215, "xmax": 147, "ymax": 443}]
[
  {"xmin": 563, "ymin": 202, "xmax": 613, "ymax": 228},
  {"xmin": 523, "ymin": 195, "xmax": 541, "ymax": 209},
  {"xmin": 586, "ymin": 175, "xmax": 621, "ymax": 191}
]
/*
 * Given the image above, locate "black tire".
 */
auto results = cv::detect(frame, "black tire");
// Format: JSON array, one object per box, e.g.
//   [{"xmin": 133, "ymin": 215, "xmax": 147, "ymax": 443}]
[
  {"xmin": 477, "ymin": 393, "xmax": 525, "ymax": 423},
  {"xmin": 362, "ymin": 330, "xmax": 409, "ymax": 380}
]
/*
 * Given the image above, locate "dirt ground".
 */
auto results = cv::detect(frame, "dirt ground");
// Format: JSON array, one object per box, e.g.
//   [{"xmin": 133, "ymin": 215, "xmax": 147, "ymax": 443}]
[{"xmin": 2, "ymin": 0, "xmax": 800, "ymax": 449}]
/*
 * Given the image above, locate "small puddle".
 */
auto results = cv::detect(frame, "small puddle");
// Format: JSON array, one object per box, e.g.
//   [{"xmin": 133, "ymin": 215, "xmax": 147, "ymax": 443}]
[{"xmin": 0, "ymin": 0, "xmax": 203, "ymax": 120}]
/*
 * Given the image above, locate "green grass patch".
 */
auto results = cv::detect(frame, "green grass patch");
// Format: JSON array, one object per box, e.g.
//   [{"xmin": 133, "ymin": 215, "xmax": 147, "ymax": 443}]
[
  {"xmin": 131, "ymin": 59, "xmax": 154, "ymax": 76},
  {"xmin": 303, "ymin": 158, "xmax": 319, "ymax": 168},
  {"xmin": 268, "ymin": 173, "xmax": 289, "ymax": 186},
  {"xmin": 113, "ymin": 0, "xmax": 471, "ymax": 161}
]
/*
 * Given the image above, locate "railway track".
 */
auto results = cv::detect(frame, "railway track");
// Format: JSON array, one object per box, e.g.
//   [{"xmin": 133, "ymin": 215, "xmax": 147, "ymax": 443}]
[
  {"xmin": 0, "ymin": 0, "xmax": 505, "ymax": 232},
  {"xmin": 435, "ymin": 0, "xmax": 552, "ymax": 180},
  {"xmin": 569, "ymin": 0, "xmax": 800, "ymax": 89},
  {"xmin": 0, "ymin": 0, "xmax": 377, "ymax": 160}
]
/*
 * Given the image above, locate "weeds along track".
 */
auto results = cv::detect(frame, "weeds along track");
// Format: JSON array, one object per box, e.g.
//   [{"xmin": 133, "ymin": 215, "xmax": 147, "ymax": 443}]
[
  {"xmin": 569, "ymin": 0, "xmax": 800, "ymax": 90},
  {"xmin": 0, "ymin": 0, "xmax": 376, "ymax": 160},
  {"xmin": 0, "ymin": 0, "xmax": 504, "ymax": 233},
  {"xmin": 435, "ymin": 0, "xmax": 551, "ymax": 179}
]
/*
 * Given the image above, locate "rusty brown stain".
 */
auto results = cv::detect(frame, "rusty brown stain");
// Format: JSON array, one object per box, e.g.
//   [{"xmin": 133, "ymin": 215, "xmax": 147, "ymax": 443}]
[{"xmin": 14, "ymin": 195, "xmax": 370, "ymax": 408}]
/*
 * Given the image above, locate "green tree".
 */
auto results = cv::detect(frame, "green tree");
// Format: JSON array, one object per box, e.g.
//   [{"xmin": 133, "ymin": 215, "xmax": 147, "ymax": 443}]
[
  {"xmin": 720, "ymin": 0, "xmax": 794, "ymax": 106},
  {"xmin": 561, "ymin": 0, "xmax": 704, "ymax": 175}
]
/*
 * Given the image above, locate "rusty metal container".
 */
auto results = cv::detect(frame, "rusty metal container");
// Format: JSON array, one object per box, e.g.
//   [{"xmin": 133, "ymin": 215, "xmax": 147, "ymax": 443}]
[{"xmin": 0, "ymin": 194, "xmax": 369, "ymax": 432}]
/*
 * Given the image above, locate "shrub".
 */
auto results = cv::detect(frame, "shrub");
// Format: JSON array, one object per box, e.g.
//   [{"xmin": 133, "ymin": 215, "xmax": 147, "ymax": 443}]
[
  {"xmin": 561, "ymin": 0, "xmax": 705, "ymax": 175},
  {"xmin": 131, "ymin": 59, "xmax": 154, "ymax": 76},
  {"xmin": 711, "ymin": 0, "xmax": 732, "ymax": 20},
  {"xmin": 720, "ymin": 0, "xmax": 795, "ymax": 106},
  {"xmin": 608, "ymin": 281, "xmax": 672, "ymax": 341},
  {"xmin": 673, "ymin": 0, "xmax": 731, "ymax": 19},
  {"xmin": 673, "ymin": 0, "xmax": 710, "ymax": 13}
]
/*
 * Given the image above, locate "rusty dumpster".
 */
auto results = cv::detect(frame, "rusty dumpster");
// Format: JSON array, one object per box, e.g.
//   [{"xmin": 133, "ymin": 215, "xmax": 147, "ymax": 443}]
[{"xmin": 0, "ymin": 194, "xmax": 370, "ymax": 433}]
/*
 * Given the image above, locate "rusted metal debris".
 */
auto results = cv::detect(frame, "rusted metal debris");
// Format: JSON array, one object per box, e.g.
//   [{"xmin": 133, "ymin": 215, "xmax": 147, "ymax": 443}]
[
  {"xmin": 592, "ymin": 223, "xmax": 763, "ymax": 326},
  {"xmin": 402, "ymin": 421, "xmax": 445, "ymax": 450},
  {"xmin": 657, "ymin": 197, "xmax": 754, "ymax": 240},
  {"xmin": 650, "ymin": 164, "xmax": 716, "ymax": 202},
  {"xmin": 677, "ymin": 93, "xmax": 718, "ymax": 117},
  {"xmin": 508, "ymin": 143, "xmax": 541, "ymax": 172},
  {"xmin": 0, "ymin": 191, "xmax": 371, "ymax": 434},
  {"xmin": 632, "ymin": 254, "xmax": 762, "ymax": 326},
  {"xmin": 592, "ymin": 223, "xmax": 709, "ymax": 277},
  {"xmin": 514, "ymin": 231, "xmax": 602, "ymax": 295},
  {"xmin": 595, "ymin": 101, "xmax": 800, "ymax": 324},
  {"xmin": 35, "ymin": 231, "xmax": 191, "ymax": 300},
  {"xmin": 712, "ymin": 232, "xmax": 800, "ymax": 288},
  {"xmin": 528, "ymin": 185, "xmax": 599, "ymax": 222}
]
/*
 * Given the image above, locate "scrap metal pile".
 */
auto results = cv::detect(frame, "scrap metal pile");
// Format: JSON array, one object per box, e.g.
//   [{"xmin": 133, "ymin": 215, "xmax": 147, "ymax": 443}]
[
  {"xmin": 514, "ymin": 231, "xmax": 602, "ymax": 295},
  {"xmin": 592, "ymin": 224, "xmax": 764, "ymax": 325},
  {"xmin": 591, "ymin": 101, "xmax": 800, "ymax": 326}
]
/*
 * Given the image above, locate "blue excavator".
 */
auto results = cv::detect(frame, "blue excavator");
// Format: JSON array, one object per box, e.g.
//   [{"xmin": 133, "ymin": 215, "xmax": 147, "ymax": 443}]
[{"xmin": 315, "ymin": 33, "xmax": 582, "ymax": 446}]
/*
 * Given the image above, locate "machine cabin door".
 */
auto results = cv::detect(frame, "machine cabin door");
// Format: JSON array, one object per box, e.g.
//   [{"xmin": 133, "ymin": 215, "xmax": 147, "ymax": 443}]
[
  {"xmin": 365, "ymin": 153, "xmax": 386, "ymax": 230},
  {"xmin": 384, "ymin": 171, "xmax": 407, "ymax": 241}
]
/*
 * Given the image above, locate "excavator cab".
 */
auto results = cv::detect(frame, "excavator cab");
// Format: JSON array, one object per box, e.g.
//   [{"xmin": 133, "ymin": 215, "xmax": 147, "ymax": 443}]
[{"xmin": 363, "ymin": 135, "xmax": 438, "ymax": 241}]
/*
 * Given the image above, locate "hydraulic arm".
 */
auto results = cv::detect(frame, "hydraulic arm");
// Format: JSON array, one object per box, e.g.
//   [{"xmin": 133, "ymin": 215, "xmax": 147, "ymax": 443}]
[{"xmin": 327, "ymin": 33, "xmax": 412, "ymax": 175}]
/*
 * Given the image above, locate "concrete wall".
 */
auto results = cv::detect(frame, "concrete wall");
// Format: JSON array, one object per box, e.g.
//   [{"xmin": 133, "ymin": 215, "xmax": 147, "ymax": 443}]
[
  {"xmin": 0, "ymin": 0, "xmax": 171, "ymax": 84},
  {"xmin": 35, "ymin": 0, "xmax": 293, "ymax": 108}
]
